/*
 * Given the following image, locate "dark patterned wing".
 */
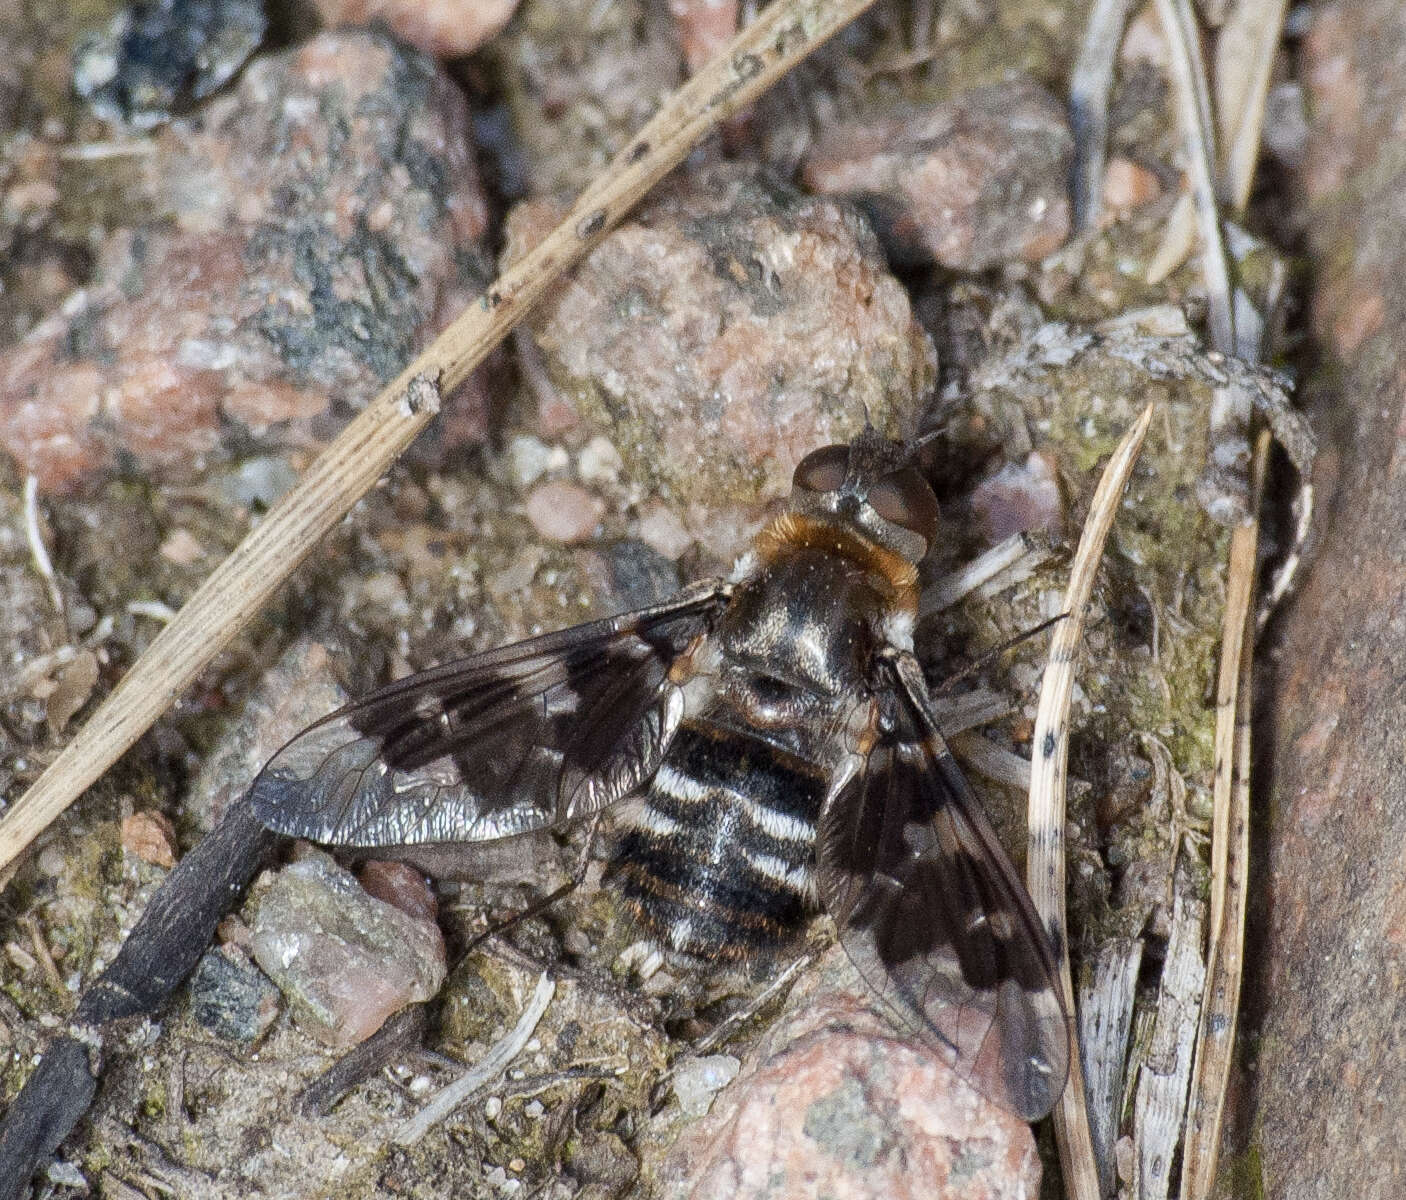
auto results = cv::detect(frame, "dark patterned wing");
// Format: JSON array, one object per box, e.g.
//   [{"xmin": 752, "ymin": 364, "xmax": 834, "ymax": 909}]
[
  {"xmin": 250, "ymin": 585, "xmax": 728, "ymax": 847},
  {"xmin": 818, "ymin": 649, "xmax": 1069, "ymax": 1121}
]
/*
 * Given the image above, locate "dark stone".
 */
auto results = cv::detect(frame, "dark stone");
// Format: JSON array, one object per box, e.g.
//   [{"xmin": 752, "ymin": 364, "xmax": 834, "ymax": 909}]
[
  {"xmin": 73, "ymin": 0, "xmax": 266, "ymax": 129},
  {"xmin": 190, "ymin": 945, "xmax": 281, "ymax": 1042}
]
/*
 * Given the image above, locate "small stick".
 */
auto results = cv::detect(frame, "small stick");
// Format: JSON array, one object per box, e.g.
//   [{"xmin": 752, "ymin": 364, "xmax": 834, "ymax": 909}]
[
  {"xmin": 1153, "ymin": 0, "xmax": 1235, "ymax": 355},
  {"xmin": 1215, "ymin": 0, "xmax": 1292, "ymax": 214},
  {"xmin": 0, "ymin": 0, "xmax": 882, "ymax": 878},
  {"xmin": 392, "ymin": 972, "xmax": 556, "ymax": 1146},
  {"xmin": 1027, "ymin": 403, "xmax": 1154, "ymax": 1200},
  {"xmin": 1178, "ymin": 428, "xmax": 1269, "ymax": 1200},
  {"xmin": 1069, "ymin": 0, "xmax": 1138, "ymax": 232}
]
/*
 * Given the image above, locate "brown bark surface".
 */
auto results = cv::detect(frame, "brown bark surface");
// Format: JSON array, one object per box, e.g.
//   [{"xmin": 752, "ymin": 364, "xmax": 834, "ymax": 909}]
[{"xmin": 1256, "ymin": 4, "xmax": 1406, "ymax": 1196}]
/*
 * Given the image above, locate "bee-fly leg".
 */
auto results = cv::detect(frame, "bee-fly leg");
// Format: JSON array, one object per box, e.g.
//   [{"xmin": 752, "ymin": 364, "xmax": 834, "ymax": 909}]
[
  {"xmin": 692, "ymin": 945, "xmax": 816, "ymax": 1055},
  {"xmin": 931, "ymin": 611, "xmax": 1068, "ymax": 696},
  {"xmin": 460, "ymin": 812, "xmax": 605, "ymax": 957},
  {"xmin": 648, "ymin": 944, "xmax": 818, "ymax": 1114},
  {"xmin": 299, "ymin": 817, "xmax": 609, "ymax": 1115}
]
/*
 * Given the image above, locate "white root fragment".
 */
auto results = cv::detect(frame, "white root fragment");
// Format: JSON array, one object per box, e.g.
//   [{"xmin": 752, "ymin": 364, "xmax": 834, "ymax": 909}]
[
  {"xmin": 393, "ymin": 972, "xmax": 556, "ymax": 1147},
  {"xmin": 23, "ymin": 476, "xmax": 66, "ymax": 626}
]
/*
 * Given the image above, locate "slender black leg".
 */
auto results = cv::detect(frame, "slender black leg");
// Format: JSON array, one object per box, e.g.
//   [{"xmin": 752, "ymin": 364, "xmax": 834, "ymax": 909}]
[
  {"xmin": 297, "ymin": 1002, "xmax": 430, "ymax": 1116},
  {"xmin": 933, "ymin": 612, "xmax": 1068, "ymax": 695},
  {"xmin": 460, "ymin": 813, "xmax": 603, "ymax": 956}
]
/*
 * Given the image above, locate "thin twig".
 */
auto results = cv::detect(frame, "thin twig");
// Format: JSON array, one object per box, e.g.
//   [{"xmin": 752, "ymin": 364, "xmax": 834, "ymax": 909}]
[
  {"xmin": 1028, "ymin": 403, "xmax": 1154, "ymax": 1200},
  {"xmin": 1153, "ymin": 0, "xmax": 1235, "ymax": 354},
  {"xmin": 0, "ymin": 0, "xmax": 882, "ymax": 878},
  {"xmin": 1070, "ymin": 0, "xmax": 1138, "ymax": 232},
  {"xmin": 1215, "ymin": 0, "xmax": 1291, "ymax": 213},
  {"xmin": 393, "ymin": 972, "xmax": 555, "ymax": 1146},
  {"xmin": 1178, "ymin": 429, "xmax": 1269, "ymax": 1200}
]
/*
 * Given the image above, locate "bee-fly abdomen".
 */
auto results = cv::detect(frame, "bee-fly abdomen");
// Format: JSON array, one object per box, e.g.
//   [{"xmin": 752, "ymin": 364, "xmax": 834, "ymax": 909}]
[{"xmin": 609, "ymin": 712, "xmax": 829, "ymax": 963}]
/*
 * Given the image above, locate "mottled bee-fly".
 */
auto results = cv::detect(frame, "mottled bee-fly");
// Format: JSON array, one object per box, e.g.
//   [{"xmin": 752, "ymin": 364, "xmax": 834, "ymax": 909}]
[{"xmin": 250, "ymin": 430, "xmax": 1070, "ymax": 1120}]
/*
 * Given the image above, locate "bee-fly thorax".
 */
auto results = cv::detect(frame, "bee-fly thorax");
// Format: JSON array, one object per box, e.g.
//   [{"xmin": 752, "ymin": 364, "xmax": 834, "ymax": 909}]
[
  {"xmin": 610, "ymin": 434, "xmax": 942, "ymax": 966},
  {"xmin": 755, "ymin": 510, "xmax": 918, "ymax": 605}
]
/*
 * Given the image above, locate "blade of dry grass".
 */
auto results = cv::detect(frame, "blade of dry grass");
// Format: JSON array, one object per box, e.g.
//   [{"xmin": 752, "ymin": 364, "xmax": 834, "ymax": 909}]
[
  {"xmin": 0, "ymin": 0, "xmax": 883, "ymax": 878},
  {"xmin": 1070, "ymin": 0, "xmax": 1138, "ymax": 232},
  {"xmin": 1215, "ymin": 0, "xmax": 1291, "ymax": 213},
  {"xmin": 1133, "ymin": 892, "xmax": 1207, "ymax": 1200},
  {"xmin": 1028, "ymin": 402, "xmax": 1154, "ymax": 1200},
  {"xmin": 1153, "ymin": 0, "xmax": 1235, "ymax": 354},
  {"xmin": 1178, "ymin": 428, "xmax": 1270, "ymax": 1200},
  {"xmin": 1080, "ymin": 938, "xmax": 1144, "ymax": 1196},
  {"xmin": 1146, "ymin": 193, "xmax": 1196, "ymax": 286}
]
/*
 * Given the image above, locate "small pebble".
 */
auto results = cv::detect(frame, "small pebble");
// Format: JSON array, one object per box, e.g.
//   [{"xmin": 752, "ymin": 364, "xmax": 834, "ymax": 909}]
[
  {"xmin": 524, "ymin": 481, "xmax": 605, "ymax": 544},
  {"xmin": 634, "ymin": 500, "xmax": 693, "ymax": 560},
  {"xmin": 1102, "ymin": 157, "xmax": 1163, "ymax": 212},
  {"xmin": 74, "ymin": 0, "xmax": 266, "ymax": 128},
  {"xmin": 46, "ymin": 1161, "xmax": 87, "ymax": 1188},
  {"xmin": 190, "ymin": 944, "xmax": 281, "ymax": 1042},
  {"xmin": 159, "ymin": 528, "xmax": 206, "ymax": 564},
  {"xmin": 249, "ymin": 851, "xmax": 445, "ymax": 1049},
  {"xmin": 358, "ymin": 860, "xmax": 438, "ymax": 925},
  {"xmin": 506, "ymin": 434, "xmax": 562, "ymax": 489},
  {"xmin": 577, "ymin": 435, "xmax": 623, "ymax": 485},
  {"xmin": 803, "ymin": 81, "xmax": 1073, "ymax": 271},
  {"xmin": 121, "ymin": 810, "xmax": 178, "ymax": 869},
  {"xmin": 45, "ymin": 650, "xmax": 99, "ymax": 733},
  {"xmin": 968, "ymin": 452, "xmax": 1065, "ymax": 542},
  {"xmin": 672, "ymin": 1054, "xmax": 741, "ymax": 1118},
  {"xmin": 309, "ymin": 0, "xmax": 519, "ymax": 58}
]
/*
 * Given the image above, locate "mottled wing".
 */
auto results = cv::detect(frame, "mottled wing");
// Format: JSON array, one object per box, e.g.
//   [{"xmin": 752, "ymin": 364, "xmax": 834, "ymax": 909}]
[
  {"xmin": 250, "ymin": 586, "xmax": 727, "ymax": 847},
  {"xmin": 818, "ymin": 650, "xmax": 1069, "ymax": 1121}
]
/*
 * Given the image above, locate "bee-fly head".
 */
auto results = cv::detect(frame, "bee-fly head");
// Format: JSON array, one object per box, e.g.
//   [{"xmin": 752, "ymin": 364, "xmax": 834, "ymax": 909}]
[{"xmin": 790, "ymin": 432, "xmax": 939, "ymax": 563}]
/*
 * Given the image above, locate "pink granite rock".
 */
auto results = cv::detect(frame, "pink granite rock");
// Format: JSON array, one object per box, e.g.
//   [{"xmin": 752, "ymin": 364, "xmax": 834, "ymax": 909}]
[
  {"xmin": 188, "ymin": 638, "xmax": 348, "ymax": 831},
  {"xmin": 508, "ymin": 164, "xmax": 935, "ymax": 562},
  {"xmin": 1, "ymin": 31, "xmax": 491, "ymax": 493},
  {"xmin": 654, "ymin": 948, "xmax": 1040, "ymax": 1200},
  {"xmin": 250, "ymin": 850, "xmax": 446, "ymax": 1050},
  {"xmin": 803, "ymin": 81, "xmax": 1073, "ymax": 272},
  {"xmin": 311, "ymin": 0, "xmax": 519, "ymax": 59}
]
